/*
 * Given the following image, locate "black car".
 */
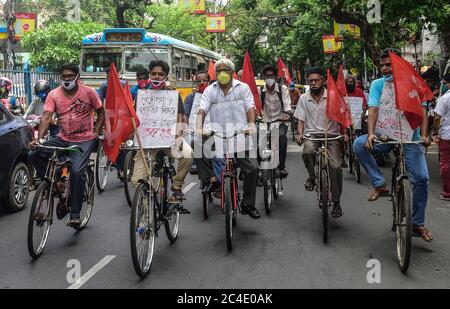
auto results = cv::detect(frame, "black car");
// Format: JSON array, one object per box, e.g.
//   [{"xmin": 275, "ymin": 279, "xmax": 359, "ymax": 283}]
[{"xmin": 0, "ymin": 104, "xmax": 34, "ymax": 212}]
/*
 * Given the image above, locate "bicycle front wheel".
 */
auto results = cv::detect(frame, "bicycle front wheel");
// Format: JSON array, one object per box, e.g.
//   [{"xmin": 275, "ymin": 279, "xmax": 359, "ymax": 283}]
[
  {"xmin": 130, "ymin": 183, "xmax": 155, "ymax": 278},
  {"xmin": 396, "ymin": 178, "xmax": 412, "ymax": 273},
  {"xmin": 74, "ymin": 168, "xmax": 95, "ymax": 231},
  {"xmin": 262, "ymin": 169, "xmax": 273, "ymax": 215},
  {"xmin": 319, "ymin": 156, "xmax": 329, "ymax": 244},
  {"xmin": 123, "ymin": 151, "xmax": 136, "ymax": 207},
  {"xmin": 162, "ymin": 173, "xmax": 180, "ymax": 244},
  {"xmin": 354, "ymin": 157, "xmax": 361, "ymax": 183},
  {"xmin": 27, "ymin": 181, "xmax": 54, "ymax": 259},
  {"xmin": 95, "ymin": 142, "xmax": 109, "ymax": 193},
  {"xmin": 224, "ymin": 177, "xmax": 233, "ymax": 252}
]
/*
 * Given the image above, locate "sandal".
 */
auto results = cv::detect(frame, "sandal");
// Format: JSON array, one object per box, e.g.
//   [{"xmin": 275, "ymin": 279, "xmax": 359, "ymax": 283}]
[
  {"xmin": 331, "ymin": 203, "xmax": 343, "ymax": 218},
  {"xmin": 304, "ymin": 178, "xmax": 316, "ymax": 192},
  {"xmin": 412, "ymin": 225, "xmax": 433, "ymax": 243},
  {"xmin": 367, "ymin": 185, "xmax": 390, "ymax": 202}
]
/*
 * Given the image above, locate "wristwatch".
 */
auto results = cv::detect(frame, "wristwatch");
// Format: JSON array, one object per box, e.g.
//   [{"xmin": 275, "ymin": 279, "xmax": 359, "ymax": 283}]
[{"xmin": 38, "ymin": 138, "xmax": 46, "ymax": 144}]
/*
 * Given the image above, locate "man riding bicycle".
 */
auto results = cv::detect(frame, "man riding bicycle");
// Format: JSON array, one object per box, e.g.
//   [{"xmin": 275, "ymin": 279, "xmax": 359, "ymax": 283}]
[
  {"xmin": 353, "ymin": 48, "xmax": 433, "ymax": 242},
  {"xmin": 294, "ymin": 66, "xmax": 348, "ymax": 219},
  {"xmin": 131, "ymin": 60, "xmax": 194, "ymax": 211},
  {"xmin": 29, "ymin": 63, "xmax": 105, "ymax": 227},
  {"xmin": 258, "ymin": 64, "xmax": 292, "ymax": 178},
  {"xmin": 196, "ymin": 59, "xmax": 261, "ymax": 219}
]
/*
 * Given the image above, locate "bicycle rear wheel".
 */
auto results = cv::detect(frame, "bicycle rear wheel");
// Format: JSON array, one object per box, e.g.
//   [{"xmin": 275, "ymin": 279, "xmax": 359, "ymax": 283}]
[
  {"xmin": 74, "ymin": 168, "xmax": 95, "ymax": 231},
  {"xmin": 124, "ymin": 151, "xmax": 136, "ymax": 207},
  {"xmin": 130, "ymin": 183, "xmax": 155, "ymax": 278},
  {"xmin": 262, "ymin": 169, "xmax": 273, "ymax": 215},
  {"xmin": 95, "ymin": 142, "xmax": 109, "ymax": 193},
  {"xmin": 27, "ymin": 181, "xmax": 54, "ymax": 259},
  {"xmin": 224, "ymin": 177, "xmax": 233, "ymax": 252},
  {"xmin": 319, "ymin": 156, "xmax": 329, "ymax": 244},
  {"xmin": 396, "ymin": 178, "xmax": 412, "ymax": 273},
  {"xmin": 202, "ymin": 192, "xmax": 209, "ymax": 220}
]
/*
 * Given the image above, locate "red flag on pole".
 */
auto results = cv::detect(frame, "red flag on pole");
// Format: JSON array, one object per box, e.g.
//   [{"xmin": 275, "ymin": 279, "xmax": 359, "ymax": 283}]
[
  {"xmin": 336, "ymin": 64, "xmax": 347, "ymax": 97},
  {"xmin": 240, "ymin": 50, "xmax": 262, "ymax": 113},
  {"xmin": 326, "ymin": 69, "xmax": 352, "ymax": 129},
  {"xmin": 104, "ymin": 64, "xmax": 140, "ymax": 163},
  {"xmin": 208, "ymin": 61, "xmax": 216, "ymax": 81},
  {"xmin": 277, "ymin": 57, "xmax": 292, "ymax": 85},
  {"xmin": 390, "ymin": 52, "xmax": 433, "ymax": 130}
]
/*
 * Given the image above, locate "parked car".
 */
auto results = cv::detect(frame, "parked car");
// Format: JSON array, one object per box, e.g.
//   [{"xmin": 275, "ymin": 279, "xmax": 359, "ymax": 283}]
[{"xmin": 0, "ymin": 104, "xmax": 34, "ymax": 212}]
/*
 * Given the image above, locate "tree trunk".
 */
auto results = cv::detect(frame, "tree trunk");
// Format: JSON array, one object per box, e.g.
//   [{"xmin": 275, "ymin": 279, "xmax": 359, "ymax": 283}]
[{"xmin": 114, "ymin": 1, "xmax": 129, "ymax": 28}]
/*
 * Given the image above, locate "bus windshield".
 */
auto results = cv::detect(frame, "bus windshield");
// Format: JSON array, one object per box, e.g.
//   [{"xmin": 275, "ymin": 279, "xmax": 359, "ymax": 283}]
[
  {"xmin": 125, "ymin": 47, "xmax": 169, "ymax": 72},
  {"xmin": 82, "ymin": 48, "xmax": 123, "ymax": 73}
]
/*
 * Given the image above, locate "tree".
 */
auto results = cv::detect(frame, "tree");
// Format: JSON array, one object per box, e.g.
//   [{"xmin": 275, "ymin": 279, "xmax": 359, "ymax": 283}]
[{"xmin": 21, "ymin": 21, "xmax": 105, "ymax": 71}]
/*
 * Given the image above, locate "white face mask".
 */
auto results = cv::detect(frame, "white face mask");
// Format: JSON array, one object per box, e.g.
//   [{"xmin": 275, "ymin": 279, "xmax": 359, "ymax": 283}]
[
  {"xmin": 62, "ymin": 75, "xmax": 78, "ymax": 90},
  {"xmin": 265, "ymin": 78, "xmax": 276, "ymax": 87}
]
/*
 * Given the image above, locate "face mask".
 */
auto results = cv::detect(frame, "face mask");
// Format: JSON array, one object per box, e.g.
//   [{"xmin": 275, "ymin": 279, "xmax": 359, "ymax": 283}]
[
  {"xmin": 197, "ymin": 83, "xmax": 208, "ymax": 93},
  {"xmin": 61, "ymin": 75, "xmax": 78, "ymax": 90},
  {"xmin": 441, "ymin": 83, "xmax": 449, "ymax": 94},
  {"xmin": 346, "ymin": 84, "xmax": 356, "ymax": 92},
  {"xmin": 137, "ymin": 80, "xmax": 150, "ymax": 89},
  {"xmin": 217, "ymin": 72, "xmax": 232, "ymax": 86},
  {"xmin": 150, "ymin": 78, "xmax": 166, "ymax": 90},
  {"xmin": 37, "ymin": 92, "xmax": 48, "ymax": 101},
  {"xmin": 384, "ymin": 74, "xmax": 393, "ymax": 82},
  {"xmin": 265, "ymin": 79, "xmax": 276, "ymax": 88}
]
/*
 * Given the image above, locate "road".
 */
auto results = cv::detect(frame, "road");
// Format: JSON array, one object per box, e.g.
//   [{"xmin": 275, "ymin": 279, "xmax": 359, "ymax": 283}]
[{"xmin": 0, "ymin": 141, "xmax": 449, "ymax": 289}]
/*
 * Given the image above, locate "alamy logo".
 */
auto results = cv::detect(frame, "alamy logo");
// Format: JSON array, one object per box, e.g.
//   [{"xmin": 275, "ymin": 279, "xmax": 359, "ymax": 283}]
[
  {"xmin": 367, "ymin": 0, "xmax": 381, "ymax": 24},
  {"xmin": 66, "ymin": 259, "xmax": 81, "ymax": 284},
  {"xmin": 366, "ymin": 259, "xmax": 381, "ymax": 284},
  {"xmin": 67, "ymin": 0, "xmax": 81, "ymax": 23}
]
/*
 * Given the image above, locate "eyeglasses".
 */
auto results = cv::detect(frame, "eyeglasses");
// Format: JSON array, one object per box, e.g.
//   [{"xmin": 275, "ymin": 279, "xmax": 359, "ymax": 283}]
[
  {"xmin": 61, "ymin": 74, "xmax": 77, "ymax": 81},
  {"xmin": 196, "ymin": 79, "xmax": 209, "ymax": 84}
]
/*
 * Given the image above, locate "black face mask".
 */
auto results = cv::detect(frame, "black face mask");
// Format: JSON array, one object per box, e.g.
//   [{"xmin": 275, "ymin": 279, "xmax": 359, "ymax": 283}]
[
  {"xmin": 346, "ymin": 84, "xmax": 356, "ymax": 92},
  {"xmin": 310, "ymin": 87, "xmax": 323, "ymax": 95}
]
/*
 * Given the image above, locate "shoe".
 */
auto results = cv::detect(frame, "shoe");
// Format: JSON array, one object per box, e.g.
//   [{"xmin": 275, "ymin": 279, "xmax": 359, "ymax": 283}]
[
  {"xmin": 67, "ymin": 218, "xmax": 82, "ymax": 227},
  {"xmin": 331, "ymin": 202, "xmax": 343, "ymax": 219},
  {"xmin": 241, "ymin": 203, "xmax": 261, "ymax": 219},
  {"xmin": 178, "ymin": 206, "xmax": 191, "ymax": 214},
  {"xmin": 304, "ymin": 178, "xmax": 316, "ymax": 192},
  {"xmin": 279, "ymin": 169, "xmax": 288, "ymax": 179},
  {"xmin": 169, "ymin": 188, "xmax": 185, "ymax": 204},
  {"xmin": 439, "ymin": 194, "xmax": 450, "ymax": 201}
]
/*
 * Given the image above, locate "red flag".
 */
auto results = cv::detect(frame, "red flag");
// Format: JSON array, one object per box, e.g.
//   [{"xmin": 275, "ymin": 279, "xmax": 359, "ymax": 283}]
[
  {"xmin": 390, "ymin": 52, "xmax": 433, "ymax": 130},
  {"xmin": 337, "ymin": 64, "xmax": 347, "ymax": 97},
  {"xmin": 104, "ymin": 64, "xmax": 139, "ymax": 163},
  {"xmin": 326, "ymin": 69, "xmax": 352, "ymax": 129},
  {"xmin": 240, "ymin": 50, "xmax": 262, "ymax": 113},
  {"xmin": 208, "ymin": 61, "xmax": 216, "ymax": 81},
  {"xmin": 233, "ymin": 72, "xmax": 239, "ymax": 80},
  {"xmin": 277, "ymin": 57, "xmax": 292, "ymax": 85}
]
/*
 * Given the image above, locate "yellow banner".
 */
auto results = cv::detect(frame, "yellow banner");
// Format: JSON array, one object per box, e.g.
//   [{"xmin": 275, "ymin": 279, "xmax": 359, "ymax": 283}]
[
  {"xmin": 322, "ymin": 35, "xmax": 342, "ymax": 54},
  {"xmin": 334, "ymin": 20, "xmax": 361, "ymax": 41},
  {"xmin": 192, "ymin": 0, "xmax": 206, "ymax": 14},
  {"xmin": 206, "ymin": 14, "xmax": 226, "ymax": 33},
  {"xmin": 15, "ymin": 13, "xmax": 37, "ymax": 39}
]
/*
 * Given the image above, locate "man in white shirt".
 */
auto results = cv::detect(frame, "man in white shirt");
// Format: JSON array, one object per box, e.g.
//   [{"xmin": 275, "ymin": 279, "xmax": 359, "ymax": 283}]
[
  {"xmin": 433, "ymin": 73, "xmax": 450, "ymax": 201},
  {"xmin": 259, "ymin": 64, "xmax": 292, "ymax": 178},
  {"xmin": 196, "ymin": 59, "xmax": 260, "ymax": 219}
]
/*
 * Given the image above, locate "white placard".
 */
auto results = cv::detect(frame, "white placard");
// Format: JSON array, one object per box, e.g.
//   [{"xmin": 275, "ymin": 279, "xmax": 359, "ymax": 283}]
[
  {"xmin": 345, "ymin": 97, "xmax": 364, "ymax": 130},
  {"xmin": 375, "ymin": 103, "xmax": 414, "ymax": 141},
  {"xmin": 135, "ymin": 90, "xmax": 178, "ymax": 149}
]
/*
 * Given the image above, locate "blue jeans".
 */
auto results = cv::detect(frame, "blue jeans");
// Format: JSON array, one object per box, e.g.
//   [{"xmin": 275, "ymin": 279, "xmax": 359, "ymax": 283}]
[{"xmin": 353, "ymin": 135, "xmax": 429, "ymax": 226}]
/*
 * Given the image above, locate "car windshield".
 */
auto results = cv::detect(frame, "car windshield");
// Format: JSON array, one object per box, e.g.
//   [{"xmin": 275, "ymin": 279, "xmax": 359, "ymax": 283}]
[
  {"xmin": 125, "ymin": 47, "xmax": 169, "ymax": 72},
  {"xmin": 81, "ymin": 48, "xmax": 123, "ymax": 73}
]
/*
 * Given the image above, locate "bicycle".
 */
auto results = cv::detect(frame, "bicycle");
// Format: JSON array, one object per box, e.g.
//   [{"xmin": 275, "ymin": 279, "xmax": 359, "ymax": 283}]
[
  {"xmin": 257, "ymin": 118, "xmax": 285, "ymax": 215},
  {"xmin": 345, "ymin": 126, "xmax": 362, "ymax": 183},
  {"xmin": 375, "ymin": 139, "xmax": 424, "ymax": 274},
  {"xmin": 95, "ymin": 136, "xmax": 133, "ymax": 193},
  {"xmin": 130, "ymin": 149, "xmax": 181, "ymax": 278},
  {"xmin": 123, "ymin": 149, "xmax": 137, "ymax": 207},
  {"xmin": 27, "ymin": 145, "xmax": 95, "ymax": 259},
  {"xmin": 302, "ymin": 133, "xmax": 342, "ymax": 244}
]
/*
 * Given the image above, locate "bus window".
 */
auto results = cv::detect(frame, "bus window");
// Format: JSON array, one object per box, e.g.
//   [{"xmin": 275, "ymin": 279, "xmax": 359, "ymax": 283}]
[
  {"xmin": 81, "ymin": 48, "xmax": 122, "ymax": 72},
  {"xmin": 125, "ymin": 47, "xmax": 169, "ymax": 72}
]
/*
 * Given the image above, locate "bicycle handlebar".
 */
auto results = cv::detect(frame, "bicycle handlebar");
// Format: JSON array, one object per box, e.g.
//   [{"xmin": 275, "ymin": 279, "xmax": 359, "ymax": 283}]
[
  {"xmin": 374, "ymin": 139, "xmax": 424, "ymax": 145},
  {"xmin": 36, "ymin": 144, "xmax": 83, "ymax": 154}
]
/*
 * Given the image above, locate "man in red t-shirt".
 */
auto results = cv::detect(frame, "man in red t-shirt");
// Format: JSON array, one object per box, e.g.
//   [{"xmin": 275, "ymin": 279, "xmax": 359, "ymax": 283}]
[{"xmin": 29, "ymin": 63, "xmax": 105, "ymax": 227}]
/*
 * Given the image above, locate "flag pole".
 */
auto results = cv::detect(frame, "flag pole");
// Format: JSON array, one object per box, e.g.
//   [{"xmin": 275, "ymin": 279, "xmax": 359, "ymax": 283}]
[{"xmin": 131, "ymin": 118, "xmax": 151, "ymax": 179}]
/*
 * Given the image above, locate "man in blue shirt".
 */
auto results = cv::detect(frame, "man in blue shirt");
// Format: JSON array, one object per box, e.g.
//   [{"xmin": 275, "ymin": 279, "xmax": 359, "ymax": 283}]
[{"xmin": 353, "ymin": 48, "xmax": 433, "ymax": 242}]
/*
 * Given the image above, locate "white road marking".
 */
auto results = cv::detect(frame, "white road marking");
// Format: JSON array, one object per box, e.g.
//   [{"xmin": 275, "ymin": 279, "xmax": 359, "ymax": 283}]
[
  {"xmin": 67, "ymin": 255, "xmax": 116, "ymax": 289},
  {"xmin": 182, "ymin": 182, "xmax": 197, "ymax": 194}
]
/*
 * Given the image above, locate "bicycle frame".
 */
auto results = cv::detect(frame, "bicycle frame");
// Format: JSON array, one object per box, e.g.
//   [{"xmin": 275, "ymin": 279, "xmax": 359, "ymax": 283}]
[{"xmin": 220, "ymin": 153, "xmax": 238, "ymax": 212}]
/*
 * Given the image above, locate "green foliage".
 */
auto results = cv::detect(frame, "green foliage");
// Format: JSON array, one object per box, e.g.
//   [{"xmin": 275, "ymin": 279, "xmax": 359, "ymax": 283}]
[{"xmin": 21, "ymin": 22, "xmax": 106, "ymax": 71}]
